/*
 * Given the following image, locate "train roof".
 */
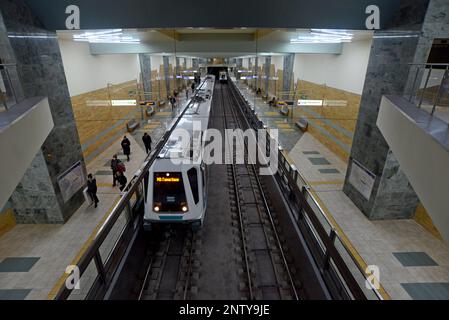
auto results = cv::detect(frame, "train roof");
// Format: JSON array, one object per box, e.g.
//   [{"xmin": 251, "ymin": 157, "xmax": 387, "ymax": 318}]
[{"xmin": 157, "ymin": 75, "xmax": 215, "ymax": 160}]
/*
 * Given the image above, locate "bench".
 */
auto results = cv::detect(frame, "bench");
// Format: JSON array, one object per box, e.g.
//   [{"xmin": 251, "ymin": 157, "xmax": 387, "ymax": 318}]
[
  {"xmin": 126, "ymin": 119, "xmax": 140, "ymax": 133},
  {"xmin": 295, "ymin": 117, "xmax": 309, "ymax": 132},
  {"xmin": 279, "ymin": 105, "xmax": 289, "ymax": 116},
  {"xmin": 146, "ymin": 106, "xmax": 155, "ymax": 117}
]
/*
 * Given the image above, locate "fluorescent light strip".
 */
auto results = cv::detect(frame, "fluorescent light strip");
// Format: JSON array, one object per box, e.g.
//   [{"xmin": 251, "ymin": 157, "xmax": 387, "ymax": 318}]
[{"xmin": 72, "ymin": 29, "xmax": 140, "ymax": 44}]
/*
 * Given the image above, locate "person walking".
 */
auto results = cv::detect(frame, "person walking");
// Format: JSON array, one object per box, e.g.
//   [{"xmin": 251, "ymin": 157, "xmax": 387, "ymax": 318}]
[
  {"xmin": 110, "ymin": 154, "xmax": 122, "ymax": 187},
  {"xmin": 191, "ymin": 82, "xmax": 195, "ymax": 93},
  {"xmin": 186, "ymin": 89, "xmax": 189, "ymax": 100},
  {"xmin": 169, "ymin": 96, "xmax": 176, "ymax": 110},
  {"xmin": 142, "ymin": 132, "xmax": 152, "ymax": 154},
  {"xmin": 87, "ymin": 174, "xmax": 99, "ymax": 208},
  {"xmin": 116, "ymin": 171, "xmax": 128, "ymax": 192},
  {"xmin": 121, "ymin": 136, "xmax": 131, "ymax": 161}
]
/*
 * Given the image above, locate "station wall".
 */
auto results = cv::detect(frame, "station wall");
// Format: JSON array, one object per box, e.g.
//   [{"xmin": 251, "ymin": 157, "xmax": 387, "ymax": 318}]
[
  {"xmin": 58, "ymin": 40, "xmax": 141, "ymax": 97},
  {"xmin": 293, "ymin": 40, "xmax": 372, "ymax": 95}
]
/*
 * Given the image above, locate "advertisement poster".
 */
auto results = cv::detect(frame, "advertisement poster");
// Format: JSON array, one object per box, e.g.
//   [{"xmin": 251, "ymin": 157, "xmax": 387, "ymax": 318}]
[
  {"xmin": 348, "ymin": 159, "xmax": 376, "ymax": 200},
  {"xmin": 57, "ymin": 161, "xmax": 86, "ymax": 203}
]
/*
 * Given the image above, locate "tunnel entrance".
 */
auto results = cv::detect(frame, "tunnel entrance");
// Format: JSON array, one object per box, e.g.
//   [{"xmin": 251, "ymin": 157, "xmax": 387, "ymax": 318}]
[{"xmin": 207, "ymin": 66, "xmax": 228, "ymax": 78}]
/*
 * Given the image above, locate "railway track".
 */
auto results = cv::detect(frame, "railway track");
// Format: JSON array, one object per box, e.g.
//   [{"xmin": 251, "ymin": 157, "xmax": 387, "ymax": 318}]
[
  {"xmin": 218, "ymin": 82, "xmax": 300, "ymax": 300},
  {"xmin": 138, "ymin": 226, "xmax": 198, "ymax": 300}
]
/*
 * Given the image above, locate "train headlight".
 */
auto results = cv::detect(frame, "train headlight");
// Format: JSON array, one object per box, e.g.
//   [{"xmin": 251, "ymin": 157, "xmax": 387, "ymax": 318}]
[
  {"xmin": 153, "ymin": 205, "xmax": 160, "ymax": 212},
  {"xmin": 182, "ymin": 206, "xmax": 188, "ymax": 212}
]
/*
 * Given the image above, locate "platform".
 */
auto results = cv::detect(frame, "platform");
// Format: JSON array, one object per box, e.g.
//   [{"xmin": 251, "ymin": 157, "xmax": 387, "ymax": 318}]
[
  {"xmin": 0, "ymin": 96, "xmax": 189, "ymax": 300},
  {"xmin": 235, "ymin": 81, "xmax": 449, "ymax": 300}
]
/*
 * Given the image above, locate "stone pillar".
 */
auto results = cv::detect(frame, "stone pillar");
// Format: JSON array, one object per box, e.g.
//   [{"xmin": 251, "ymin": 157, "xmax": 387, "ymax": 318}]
[
  {"xmin": 343, "ymin": 0, "xmax": 449, "ymax": 220},
  {"xmin": 283, "ymin": 53, "xmax": 295, "ymax": 100},
  {"xmin": 236, "ymin": 58, "xmax": 243, "ymax": 68},
  {"xmin": 139, "ymin": 53, "xmax": 152, "ymax": 100},
  {"xmin": 0, "ymin": 0, "xmax": 86, "ymax": 223},
  {"xmin": 163, "ymin": 55, "xmax": 170, "ymax": 97},
  {"xmin": 264, "ymin": 56, "xmax": 271, "ymax": 94},
  {"xmin": 192, "ymin": 58, "xmax": 199, "ymax": 69}
]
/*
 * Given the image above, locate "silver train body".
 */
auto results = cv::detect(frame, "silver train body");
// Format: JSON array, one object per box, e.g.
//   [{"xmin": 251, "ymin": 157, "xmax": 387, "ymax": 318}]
[
  {"xmin": 143, "ymin": 76, "xmax": 215, "ymax": 231},
  {"xmin": 219, "ymin": 71, "xmax": 228, "ymax": 83}
]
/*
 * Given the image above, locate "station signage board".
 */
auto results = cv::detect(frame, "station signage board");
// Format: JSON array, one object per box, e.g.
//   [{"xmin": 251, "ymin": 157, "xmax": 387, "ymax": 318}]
[
  {"xmin": 111, "ymin": 99, "xmax": 137, "ymax": 106},
  {"xmin": 298, "ymin": 99, "xmax": 323, "ymax": 106}
]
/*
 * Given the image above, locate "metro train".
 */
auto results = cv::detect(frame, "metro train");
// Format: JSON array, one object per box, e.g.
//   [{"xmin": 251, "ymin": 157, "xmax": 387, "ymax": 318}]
[
  {"xmin": 219, "ymin": 71, "xmax": 228, "ymax": 83},
  {"xmin": 143, "ymin": 76, "xmax": 215, "ymax": 232}
]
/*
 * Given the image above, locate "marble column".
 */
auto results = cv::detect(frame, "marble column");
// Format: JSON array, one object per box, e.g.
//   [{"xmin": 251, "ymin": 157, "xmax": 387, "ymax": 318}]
[
  {"xmin": 343, "ymin": 0, "xmax": 449, "ymax": 220},
  {"xmin": 0, "ymin": 0, "xmax": 86, "ymax": 223},
  {"xmin": 236, "ymin": 58, "xmax": 243, "ymax": 68},
  {"xmin": 283, "ymin": 53, "xmax": 295, "ymax": 100},
  {"xmin": 139, "ymin": 53, "xmax": 152, "ymax": 100},
  {"xmin": 163, "ymin": 55, "xmax": 170, "ymax": 97},
  {"xmin": 264, "ymin": 56, "xmax": 271, "ymax": 94},
  {"xmin": 192, "ymin": 58, "xmax": 199, "ymax": 69}
]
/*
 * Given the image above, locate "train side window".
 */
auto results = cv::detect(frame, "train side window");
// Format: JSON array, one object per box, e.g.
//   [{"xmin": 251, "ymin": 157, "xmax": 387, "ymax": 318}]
[{"xmin": 187, "ymin": 168, "xmax": 199, "ymax": 204}]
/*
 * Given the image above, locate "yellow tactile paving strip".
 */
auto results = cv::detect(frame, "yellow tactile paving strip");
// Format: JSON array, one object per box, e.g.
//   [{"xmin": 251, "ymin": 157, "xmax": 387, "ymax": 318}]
[{"xmin": 308, "ymin": 180, "xmax": 345, "ymax": 186}]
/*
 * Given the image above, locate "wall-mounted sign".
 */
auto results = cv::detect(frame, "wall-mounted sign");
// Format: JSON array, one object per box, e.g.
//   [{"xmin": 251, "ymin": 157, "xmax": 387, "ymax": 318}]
[
  {"xmin": 298, "ymin": 99, "xmax": 323, "ymax": 106},
  {"xmin": 57, "ymin": 161, "xmax": 86, "ymax": 203},
  {"xmin": 348, "ymin": 159, "xmax": 376, "ymax": 200},
  {"xmin": 86, "ymin": 100, "xmax": 111, "ymax": 107},
  {"xmin": 111, "ymin": 99, "xmax": 137, "ymax": 106},
  {"xmin": 323, "ymin": 100, "xmax": 348, "ymax": 107}
]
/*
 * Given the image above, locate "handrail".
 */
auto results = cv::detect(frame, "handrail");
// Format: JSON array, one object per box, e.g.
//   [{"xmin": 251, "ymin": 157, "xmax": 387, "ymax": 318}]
[
  {"xmin": 407, "ymin": 62, "xmax": 449, "ymax": 115},
  {"xmin": 0, "ymin": 63, "xmax": 19, "ymax": 110},
  {"xmin": 409, "ymin": 63, "xmax": 449, "ymax": 66},
  {"xmin": 230, "ymin": 78, "xmax": 383, "ymax": 300},
  {"xmin": 55, "ymin": 77, "xmax": 210, "ymax": 300}
]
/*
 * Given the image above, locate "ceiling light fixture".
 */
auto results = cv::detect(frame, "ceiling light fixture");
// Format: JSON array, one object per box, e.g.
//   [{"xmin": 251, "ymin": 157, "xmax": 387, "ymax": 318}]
[
  {"xmin": 290, "ymin": 29, "xmax": 354, "ymax": 44},
  {"xmin": 73, "ymin": 29, "xmax": 140, "ymax": 44}
]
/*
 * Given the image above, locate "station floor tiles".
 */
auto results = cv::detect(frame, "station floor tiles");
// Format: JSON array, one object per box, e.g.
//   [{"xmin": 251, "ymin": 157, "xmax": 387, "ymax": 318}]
[
  {"xmin": 0, "ymin": 135, "xmax": 147, "ymax": 300},
  {"xmin": 234, "ymin": 83, "xmax": 449, "ymax": 299}
]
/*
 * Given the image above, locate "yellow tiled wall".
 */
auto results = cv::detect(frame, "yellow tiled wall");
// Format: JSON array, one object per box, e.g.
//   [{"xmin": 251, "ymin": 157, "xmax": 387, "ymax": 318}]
[
  {"xmin": 71, "ymin": 80, "xmax": 141, "ymax": 162},
  {"xmin": 0, "ymin": 207, "xmax": 16, "ymax": 237},
  {"xmin": 414, "ymin": 203, "xmax": 443, "ymax": 240}
]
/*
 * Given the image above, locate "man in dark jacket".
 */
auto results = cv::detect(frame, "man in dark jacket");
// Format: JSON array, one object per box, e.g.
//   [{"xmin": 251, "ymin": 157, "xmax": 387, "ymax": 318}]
[
  {"xmin": 121, "ymin": 136, "xmax": 131, "ymax": 161},
  {"xmin": 110, "ymin": 154, "xmax": 122, "ymax": 187},
  {"xmin": 116, "ymin": 171, "xmax": 128, "ymax": 192},
  {"xmin": 87, "ymin": 174, "xmax": 99, "ymax": 208},
  {"xmin": 142, "ymin": 133, "xmax": 152, "ymax": 154}
]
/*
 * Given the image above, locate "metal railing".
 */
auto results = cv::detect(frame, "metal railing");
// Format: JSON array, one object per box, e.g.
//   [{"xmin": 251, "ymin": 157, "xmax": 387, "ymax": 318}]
[
  {"xmin": 55, "ymin": 79, "xmax": 210, "ymax": 300},
  {"xmin": 407, "ymin": 63, "xmax": 449, "ymax": 116},
  {"xmin": 230, "ymin": 79, "xmax": 384, "ymax": 300},
  {"xmin": 0, "ymin": 63, "xmax": 19, "ymax": 110}
]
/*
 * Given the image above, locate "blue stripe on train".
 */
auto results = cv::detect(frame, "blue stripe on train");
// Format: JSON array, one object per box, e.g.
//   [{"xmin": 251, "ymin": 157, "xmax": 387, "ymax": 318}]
[{"xmin": 159, "ymin": 216, "xmax": 184, "ymax": 220}]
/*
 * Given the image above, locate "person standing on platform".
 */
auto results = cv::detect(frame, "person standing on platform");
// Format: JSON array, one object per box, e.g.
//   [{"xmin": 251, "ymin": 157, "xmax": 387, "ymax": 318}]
[
  {"xmin": 110, "ymin": 154, "xmax": 122, "ymax": 187},
  {"xmin": 142, "ymin": 132, "xmax": 152, "ymax": 154},
  {"xmin": 116, "ymin": 171, "xmax": 128, "ymax": 192},
  {"xmin": 186, "ymin": 89, "xmax": 189, "ymax": 100},
  {"xmin": 87, "ymin": 174, "xmax": 99, "ymax": 208},
  {"xmin": 169, "ymin": 96, "xmax": 176, "ymax": 110},
  {"xmin": 191, "ymin": 82, "xmax": 195, "ymax": 93},
  {"xmin": 121, "ymin": 136, "xmax": 131, "ymax": 161}
]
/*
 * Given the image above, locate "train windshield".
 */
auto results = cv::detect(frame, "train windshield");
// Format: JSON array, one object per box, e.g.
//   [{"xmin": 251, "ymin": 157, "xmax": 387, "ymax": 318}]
[{"xmin": 153, "ymin": 172, "xmax": 187, "ymax": 212}]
